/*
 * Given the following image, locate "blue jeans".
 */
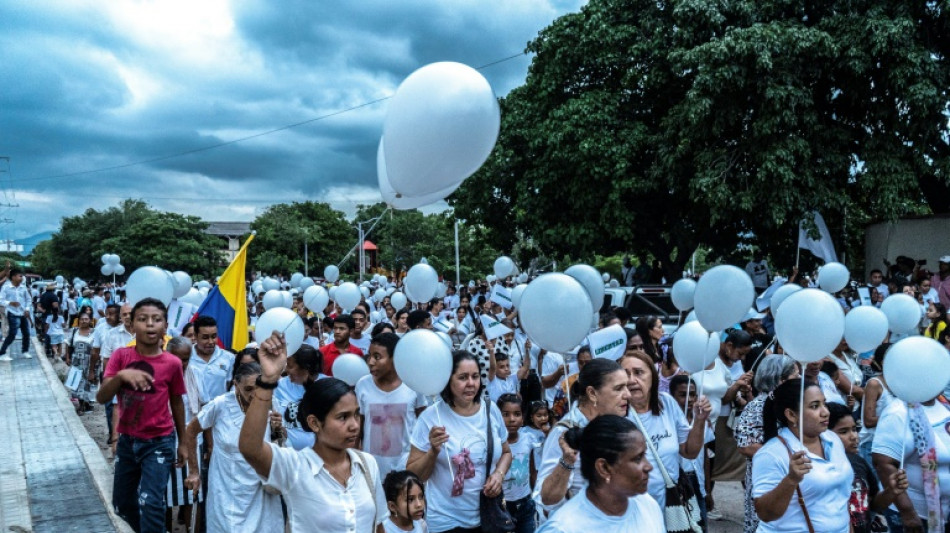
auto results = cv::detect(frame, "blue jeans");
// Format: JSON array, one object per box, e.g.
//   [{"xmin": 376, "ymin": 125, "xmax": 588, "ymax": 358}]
[
  {"xmin": 113, "ymin": 434, "xmax": 175, "ymax": 533},
  {"xmin": 505, "ymin": 495, "xmax": 536, "ymax": 533},
  {"xmin": 0, "ymin": 312, "xmax": 30, "ymax": 354}
]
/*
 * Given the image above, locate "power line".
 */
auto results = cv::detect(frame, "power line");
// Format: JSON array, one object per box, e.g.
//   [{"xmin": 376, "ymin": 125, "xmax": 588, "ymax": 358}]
[{"xmin": 13, "ymin": 52, "xmax": 526, "ymax": 185}]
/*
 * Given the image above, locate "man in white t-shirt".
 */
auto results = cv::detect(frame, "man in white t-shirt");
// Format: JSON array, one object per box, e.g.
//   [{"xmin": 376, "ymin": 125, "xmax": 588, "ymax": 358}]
[
  {"xmin": 92, "ymin": 288, "xmax": 108, "ymax": 319},
  {"xmin": 745, "ymin": 257, "xmax": 771, "ymax": 291},
  {"xmin": 348, "ymin": 309, "xmax": 371, "ymax": 355},
  {"xmin": 538, "ymin": 349, "xmax": 566, "ymax": 405},
  {"xmin": 184, "ymin": 316, "xmax": 234, "ymax": 419}
]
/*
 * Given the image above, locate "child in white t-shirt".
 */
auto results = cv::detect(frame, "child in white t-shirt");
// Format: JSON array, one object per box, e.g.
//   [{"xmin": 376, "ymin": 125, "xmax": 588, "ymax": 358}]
[
  {"xmin": 382, "ymin": 470, "xmax": 428, "ymax": 533},
  {"xmin": 497, "ymin": 393, "xmax": 542, "ymax": 532},
  {"xmin": 46, "ymin": 313, "xmax": 66, "ymax": 358},
  {"xmin": 487, "ymin": 344, "xmax": 528, "ymax": 402},
  {"xmin": 356, "ymin": 332, "xmax": 428, "ymax": 476}
]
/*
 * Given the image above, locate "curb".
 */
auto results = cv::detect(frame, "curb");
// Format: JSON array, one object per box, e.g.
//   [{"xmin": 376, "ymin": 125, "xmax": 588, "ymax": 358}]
[{"xmin": 32, "ymin": 338, "xmax": 135, "ymax": 533}]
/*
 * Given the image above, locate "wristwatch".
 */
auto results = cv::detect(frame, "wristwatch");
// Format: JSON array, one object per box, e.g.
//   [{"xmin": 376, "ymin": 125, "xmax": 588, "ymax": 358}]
[{"xmin": 255, "ymin": 376, "xmax": 278, "ymax": 390}]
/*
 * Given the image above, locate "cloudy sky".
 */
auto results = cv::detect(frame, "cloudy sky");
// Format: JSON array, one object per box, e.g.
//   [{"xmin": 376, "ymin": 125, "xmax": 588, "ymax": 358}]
[{"xmin": 0, "ymin": 0, "xmax": 586, "ymax": 246}]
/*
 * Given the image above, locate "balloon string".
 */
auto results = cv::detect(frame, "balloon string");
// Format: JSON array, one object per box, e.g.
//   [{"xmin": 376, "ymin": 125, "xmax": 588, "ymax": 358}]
[
  {"xmin": 564, "ymin": 362, "xmax": 571, "ymax": 408},
  {"xmin": 799, "ymin": 376, "xmax": 805, "ymax": 448},
  {"xmin": 900, "ymin": 402, "xmax": 908, "ymax": 470},
  {"xmin": 684, "ymin": 379, "xmax": 692, "ymax": 429},
  {"xmin": 434, "ymin": 400, "xmax": 456, "ymax": 481},
  {"xmin": 750, "ymin": 337, "xmax": 778, "ymax": 372}
]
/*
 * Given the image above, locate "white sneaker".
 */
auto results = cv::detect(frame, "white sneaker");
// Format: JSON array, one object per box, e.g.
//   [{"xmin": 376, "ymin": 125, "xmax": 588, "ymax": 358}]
[
  {"xmin": 23, "ymin": 353, "xmax": 32, "ymax": 359},
  {"xmin": 707, "ymin": 509, "xmax": 723, "ymax": 521},
  {"xmin": 0, "ymin": 355, "xmax": 11, "ymax": 362}
]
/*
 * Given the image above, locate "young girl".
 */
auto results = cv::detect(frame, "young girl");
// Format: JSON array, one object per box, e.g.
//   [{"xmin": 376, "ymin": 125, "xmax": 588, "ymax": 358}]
[
  {"xmin": 46, "ymin": 311, "xmax": 66, "ymax": 359},
  {"xmin": 827, "ymin": 402, "xmax": 908, "ymax": 533},
  {"xmin": 383, "ymin": 470, "xmax": 427, "ymax": 533},
  {"xmin": 498, "ymin": 394, "xmax": 542, "ymax": 533}
]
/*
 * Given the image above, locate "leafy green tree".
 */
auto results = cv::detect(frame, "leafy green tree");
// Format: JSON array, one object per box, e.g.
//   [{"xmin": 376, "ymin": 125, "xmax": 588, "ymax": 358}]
[
  {"xmin": 451, "ymin": 0, "xmax": 950, "ymax": 279},
  {"xmin": 28, "ymin": 240, "xmax": 56, "ymax": 275},
  {"xmin": 249, "ymin": 202, "xmax": 353, "ymax": 276}
]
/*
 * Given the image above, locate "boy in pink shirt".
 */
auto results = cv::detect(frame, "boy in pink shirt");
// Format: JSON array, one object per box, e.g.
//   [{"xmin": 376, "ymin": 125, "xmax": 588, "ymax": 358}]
[{"xmin": 97, "ymin": 298, "xmax": 188, "ymax": 533}]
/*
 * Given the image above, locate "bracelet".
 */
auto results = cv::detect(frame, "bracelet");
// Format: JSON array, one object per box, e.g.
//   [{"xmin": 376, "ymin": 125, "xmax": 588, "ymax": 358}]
[
  {"xmin": 558, "ymin": 459, "xmax": 575, "ymax": 471},
  {"xmin": 255, "ymin": 376, "xmax": 279, "ymax": 390}
]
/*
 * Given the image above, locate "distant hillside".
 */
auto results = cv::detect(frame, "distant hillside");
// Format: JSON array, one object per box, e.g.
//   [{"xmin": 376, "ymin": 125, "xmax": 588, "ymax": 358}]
[{"xmin": 17, "ymin": 231, "xmax": 54, "ymax": 255}]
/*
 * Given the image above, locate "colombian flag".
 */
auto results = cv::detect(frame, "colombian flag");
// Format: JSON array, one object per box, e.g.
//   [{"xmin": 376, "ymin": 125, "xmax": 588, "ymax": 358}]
[{"xmin": 194, "ymin": 233, "xmax": 254, "ymax": 351}]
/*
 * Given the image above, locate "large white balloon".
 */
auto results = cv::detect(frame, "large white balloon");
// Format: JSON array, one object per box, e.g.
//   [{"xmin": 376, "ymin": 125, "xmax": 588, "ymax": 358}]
[
  {"xmin": 303, "ymin": 285, "xmax": 330, "ymax": 313},
  {"xmin": 252, "ymin": 284, "xmax": 265, "ymax": 296},
  {"xmin": 262, "ymin": 277, "xmax": 280, "ymax": 292},
  {"xmin": 775, "ymin": 289, "xmax": 845, "ymax": 363},
  {"xmin": 324, "ymin": 265, "xmax": 340, "ymax": 283},
  {"xmin": 113, "ymin": 264, "xmax": 126, "ymax": 276},
  {"xmin": 671, "ymin": 278, "xmax": 697, "ymax": 312},
  {"xmin": 107, "ymin": 254, "xmax": 120, "ymax": 266},
  {"xmin": 493, "ymin": 256, "xmax": 515, "ymax": 280},
  {"xmin": 332, "ymin": 354, "xmax": 370, "ymax": 386},
  {"xmin": 328, "ymin": 285, "xmax": 338, "ymax": 302},
  {"xmin": 171, "ymin": 271, "xmax": 192, "ymax": 298},
  {"xmin": 818, "ymin": 262, "xmax": 850, "ymax": 293},
  {"xmin": 281, "ymin": 290, "xmax": 293, "ymax": 309},
  {"xmin": 101, "ymin": 264, "xmax": 115, "ymax": 276},
  {"xmin": 336, "ymin": 282, "xmax": 362, "ymax": 311},
  {"xmin": 565, "ymin": 264, "xmax": 606, "ymax": 312},
  {"xmin": 299, "ymin": 277, "xmax": 315, "ymax": 290},
  {"xmin": 672, "ymin": 321, "xmax": 719, "ymax": 374},
  {"xmin": 290, "ymin": 273, "xmax": 304, "ymax": 288},
  {"xmin": 519, "ymin": 273, "xmax": 593, "ymax": 353},
  {"xmin": 391, "ymin": 292, "xmax": 408, "ymax": 310},
  {"xmin": 360, "ymin": 286, "xmax": 371, "ymax": 299},
  {"xmin": 374, "ymin": 288, "xmax": 386, "ymax": 302},
  {"xmin": 262, "ymin": 290, "xmax": 283, "ymax": 311},
  {"xmin": 770, "ymin": 284, "xmax": 802, "ymax": 314},
  {"xmin": 880, "ymin": 294, "xmax": 923, "ymax": 334},
  {"xmin": 405, "ymin": 263, "xmax": 439, "ymax": 303},
  {"xmin": 884, "ymin": 336, "xmax": 950, "ymax": 403},
  {"xmin": 254, "ymin": 308, "xmax": 305, "ymax": 356},
  {"xmin": 511, "ymin": 284, "xmax": 528, "ymax": 309},
  {"xmin": 377, "ymin": 138, "xmax": 461, "ymax": 210},
  {"xmin": 694, "ymin": 265, "xmax": 755, "ymax": 332},
  {"xmin": 844, "ymin": 306, "xmax": 889, "ymax": 353},
  {"xmin": 394, "ymin": 329, "xmax": 453, "ymax": 396},
  {"xmin": 383, "ymin": 62, "xmax": 500, "ymax": 198},
  {"xmin": 126, "ymin": 266, "xmax": 175, "ymax": 306}
]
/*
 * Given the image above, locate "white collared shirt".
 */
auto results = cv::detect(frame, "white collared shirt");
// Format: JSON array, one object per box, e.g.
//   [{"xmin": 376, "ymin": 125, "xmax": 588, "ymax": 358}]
[
  {"xmin": 263, "ymin": 444, "xmax": 388, "ymax": 533},
  {"xmin": 101, "ymin": 326, "xmax": 134, "ymax": 361},
  {"xmin": 185, "ymin": 346, "xmax": 234, "ymax": 419},
  {"xmin": 752, "ymin": 427, "xmax": 852, "ymax": 532},
  {"xmin": 0, "ymin": 282, "xmax": 31, "ymax": 317}
]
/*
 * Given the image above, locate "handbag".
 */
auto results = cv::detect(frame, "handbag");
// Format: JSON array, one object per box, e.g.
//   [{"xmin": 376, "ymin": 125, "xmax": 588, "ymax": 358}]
[
  {"xmin": 628, "ymin": 409, "xmax": 703, "ymax": 533},
  {"xmin": 480, "ymin": 399, "xmax": 516, "ymax": 533},
  {"xmin": 354, "ymin": 450, "xmax": 379, "ymax": 533},
  {"xmin": 776, "ymin": 435, "xmax": 816, "ymax": 533}
]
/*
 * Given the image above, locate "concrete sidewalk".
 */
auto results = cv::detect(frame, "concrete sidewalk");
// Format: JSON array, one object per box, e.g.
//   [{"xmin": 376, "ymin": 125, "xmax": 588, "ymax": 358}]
[{"xmin": 0, "ymin": 338, "xmax": 132, "ymax": 533}]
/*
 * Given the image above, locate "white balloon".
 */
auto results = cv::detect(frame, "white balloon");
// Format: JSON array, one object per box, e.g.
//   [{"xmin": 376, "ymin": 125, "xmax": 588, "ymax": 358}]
[
  {"xmin": 329, "ymin": 285, "xmax": 339, "ymax": 302},
  {"xmin": 290, "ymin": 273, "xmax": 304, "ymax": 288},
  {"xmin": 126, "ymin": 266, "xmax": 175, "ymax": 306},
  {"xmin": 171, "ymin": 271, "xmax": 192, "ymax": 298},
  {"xmin": 435, "ymin": 283, "xmax": 447, "ymax": 299},
  {"xmin": 324, "ymin": 265, "xmax": 340, "ymax": 283},
  {"xmin": 884, "ymin": 336, "xmax": 950, "ymax": 403},
  {"xmin": 494, "ymin": 256, "xmax": 515, "ymax": 280},
  {"xmin": 391, "ymin": 292, "xmax": 408, "ymax": 310},
  {"xmin": 377, "ymin": 138, "xmax": 461, "ymax": 209},
  {"xmin": 881, "ymin": 294, "xmax": 923, "ymax": 334},
  {"xmin": 107, "ymin": 254, "xmax": 120, "ymax": 265},
  {"xmin": 565, "ymin": 264, "xmax": 605, "ymax": 312},
  {"xmin": 517, "ymin": 272, "xmax": 528, "ymax": 284},
  {"xmin": 844, "ymin": 306, "xmax": 889, "ymax": 353},
  {"xmin": 383, "ymin": 62, "xmax": 500, "ymax": 198},
  {"xmin": 336, "ymin": 282, "xmax": 362, "ymax": 311},
  {"xmin": 332, "ymin": 354, "xmax": 370, "ymax": 386},
  {"xmin": 101, "ymin": 254, "xmax": 110, "ymax": 265},
  {"xmin": 180, "ymin": 287, "xmax": 205, "ymax": 307},
  {"xmin": 511, "ymin": 284, "xmax": 528, "ymax": 309},
  {"xmin": 818, "ymin": 262, "xmax": 850, "ymax": 293},
  {"xmin": 55, "ymin": 275, "xmax": 64, "ymax": 283},
  {"xmin": 262, "ymin": 277, "xmax": 280, "ymax": 292},
  {"xmin": 281, "ymin": 290, "xmax": 293, "ymax": 309},
  {"xmin": 608, "ymin": 279, "xmax": 620, "ymax": 288},
  {"xmin": 694, "ymin": 265, "xmax": 755, "ymax": 332},
  {"xmin": 299, "ymin": 277, "xmax": 315, "ymax": 290},
  {"xmin": 519, "ymin": 273, "xmax": 593, "ymax": 353},
  {"xmin": 262, "ymin": 290, "xmax": 283, "ymax": 311},
  {"xmin": 101, "ymin": 264, "xmax": 115, "ymax": 276},
  {"xmin": 770, "ymin": 284, "xmax": 802, "ymax": 314},
  {"xmin": 394, "ymin": 329, "xmax": 453, "ymax": 396},
  {"xmin": 486, "ymin": 275, "xmax": 496, "ymax": 283},
  {"xmin": 195, "ymin": 280, "xmax": 212, "ymax": 290},
  {"xmin": 303, "ymin": 285, "xmax": 330, "ymax": 313},
  {"xmin": 370, "ymin": 311, "xmax": 381, "ymax": 323},
  {"xmin": 775, "ymin": 289, "xmax": 845, "ymax": 363},
  {"xmin": 360, "ymin": 286, "xmax": 371, "ymax": 299},
  {"xmin": 199, "ymin": 287, "xmax": 209, "ymax": 295},
  {"xmin": 114, "ymin": 264, "xmax": 126, "ymax": 276},
  {"xmin": 374, "ymin": 288, "xmax": 386, "ymax": 302},
  {"xmin": 253, "ymin": 284, "xmax": 265, "ymax": 295},
  {"xmin": 672, "ymin": 321, "xmax": 720, "ymax": 374},
  {"xmin": 602, "ymin": 273, "xmax": 610, "ymax": 282},
  {"xmin": 405, "ymin": 263, "xmax": 439, "ymax": 303},
  {"xmin": 435, "ymin": 331, "xmax": 454, "ymax": 349},
  {"xmin": 255, "ymin": 308, "xmax": 305, "ymax": 356},
  {"xmin": 670, "ymin": 278, "xmax": 697, "ymax": 312}
]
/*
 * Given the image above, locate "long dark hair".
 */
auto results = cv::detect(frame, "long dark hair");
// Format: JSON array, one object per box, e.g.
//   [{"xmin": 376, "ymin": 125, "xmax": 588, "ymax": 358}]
[
  {"xmin": 634, "ymin": 315, "xmax": 661, "ymax": 362},
  {"xmin": 928, "ymin": 303, "xmax": 948, "ymax": 337},
  {"xmin": 762, "ymin": 378, "xmax": 820, "ymax": 441},
  {"xmin": 563, "ymin": 414, "xmax": 642, "ymax": 486}
]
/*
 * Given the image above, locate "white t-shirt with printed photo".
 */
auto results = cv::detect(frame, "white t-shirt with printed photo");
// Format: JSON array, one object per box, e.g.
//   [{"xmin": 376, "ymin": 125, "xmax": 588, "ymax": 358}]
[{"xmin": 354, "ymin": 375, "xmax": 428, "ymax": 476}]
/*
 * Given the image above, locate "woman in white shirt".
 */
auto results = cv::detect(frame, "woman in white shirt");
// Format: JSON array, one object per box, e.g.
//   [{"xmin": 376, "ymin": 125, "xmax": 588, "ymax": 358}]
[
  {"xmin": 407, "ymin": 350, "xmax": 513, "ymax": 533},
  {"xmin": 534, "ymin": 358, "xmax": 631, "ymax": 512},
  {"xmin": 537, "ymin": 414, "xmax": 664, "ymax": 533},
  {"xmin": 752, "ymin": 378, "xmax": 852, "ymax": 532},
  {"xmin": 184, "ymin": 362, "xmax": 282, "ymax": 532},
  {"xmin": 273, "ymin": 344, "xmax": 326, "ymax": 450},
  {"xmin": 240, "ymin": 332, "xmax": 388, "ymax": 533},
  {"xmin": 620, "ymin": 351, "xmax": 710, "ymax": 510}
]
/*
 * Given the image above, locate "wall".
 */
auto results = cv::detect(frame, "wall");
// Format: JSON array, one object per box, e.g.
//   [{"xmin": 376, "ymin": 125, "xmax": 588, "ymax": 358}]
[{"xmin": 864, "ymin": 214, "xmax": 950, "ymax": 279}]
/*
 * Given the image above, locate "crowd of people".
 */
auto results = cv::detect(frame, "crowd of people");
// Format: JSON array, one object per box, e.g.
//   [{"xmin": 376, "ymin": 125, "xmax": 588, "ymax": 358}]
[{"xmin": 2, "ymin": 254, "xmax": 950, "ymax": 533}]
